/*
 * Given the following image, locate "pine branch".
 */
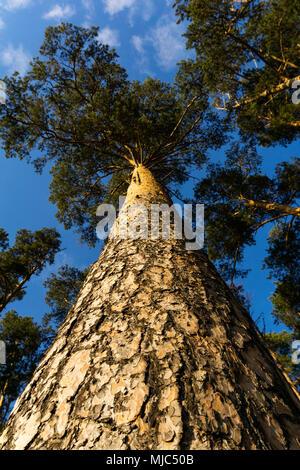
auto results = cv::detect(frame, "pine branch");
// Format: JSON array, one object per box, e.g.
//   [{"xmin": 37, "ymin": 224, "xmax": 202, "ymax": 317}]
[{"xmin": 236, "ymin": 196, "xmax": 300, "ymax": 217}]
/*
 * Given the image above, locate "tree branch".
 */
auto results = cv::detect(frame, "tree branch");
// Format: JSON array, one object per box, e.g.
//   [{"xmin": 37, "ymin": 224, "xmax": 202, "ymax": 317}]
[{"xmin": 236, "ymin": 196, "xmax": 300, "ymax": 217}]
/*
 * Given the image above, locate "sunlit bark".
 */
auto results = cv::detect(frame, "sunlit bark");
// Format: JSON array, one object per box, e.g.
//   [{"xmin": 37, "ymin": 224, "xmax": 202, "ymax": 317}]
[{"xmin": 1, "ymin": 166, "xmax": 299, "ymax": 450}]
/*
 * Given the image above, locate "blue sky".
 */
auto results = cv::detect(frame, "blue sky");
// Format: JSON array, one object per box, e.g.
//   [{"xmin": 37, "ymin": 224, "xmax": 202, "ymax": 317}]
[
  {"xmin": 0, "ymin": 0, "xmax": 295, "ymax": 333},
  {"xmin": 0, "ymin": 0, "xmax": 189, "ymax": 80}
]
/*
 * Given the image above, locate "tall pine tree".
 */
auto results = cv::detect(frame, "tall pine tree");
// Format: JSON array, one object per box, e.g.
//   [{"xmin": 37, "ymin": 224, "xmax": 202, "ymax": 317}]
[{"xmin": 0, "ymin": 23, "xmax": 299, "ymax": 450}]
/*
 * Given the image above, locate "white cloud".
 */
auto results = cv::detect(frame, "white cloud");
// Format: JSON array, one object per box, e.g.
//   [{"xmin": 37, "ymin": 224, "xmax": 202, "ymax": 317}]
[
  {"xmin": 43, "ymin": 4, "xmax": 75, "ymax": 21},
  {"xmin": 102, "ymin": 0, "xmax": 136, "ymax": 15},
  {"xmin": 0, "ymin": 0, "xmax": 31, "ymax": 10},
  {"xmin": 131, "ymin": 15, "xmax": 188, "ymax": 72},
  {"xmin": 97, "ymin": 27, "xmax": 120, "ymax": 47},
  {"xmin": 141, "ymin": 0, "xmax": 154, "ymax": 21},
  {"xmin": 82, "ymin": 0, "xmax": 93, "ymax": 10},
  {"xmin": 148, "ymin": 15, "xmax": 187, "ymax": 70},
  {"xmin": 131, "ymin": 35, "xmax": 144, "ymax": 55},
  {"xmin": 81, "ymin": 0, "xmax": 94, "ymax": 21},
  {"xmin": 101, "ymin": 0, "xmax": 154, "ymax": 24},
  {"xmin": 0, "ymin": 44, "xmax": 31, "ymax": 76},
  {"xmin": 131, "ymin": 34, "xmax": 154, "ymax": 76}
]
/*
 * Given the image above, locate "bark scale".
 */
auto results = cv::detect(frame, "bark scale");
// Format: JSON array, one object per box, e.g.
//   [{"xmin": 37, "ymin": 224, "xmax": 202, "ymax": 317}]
[{"xmin": 0, "ymin": 165, "xmax": 300, "ymax": 450}]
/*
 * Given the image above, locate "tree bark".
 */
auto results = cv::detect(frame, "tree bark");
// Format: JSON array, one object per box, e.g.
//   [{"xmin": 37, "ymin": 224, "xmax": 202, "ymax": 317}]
[{"xmin": 0, "ymin": 165, "xmax": 300, "ymax": 450}]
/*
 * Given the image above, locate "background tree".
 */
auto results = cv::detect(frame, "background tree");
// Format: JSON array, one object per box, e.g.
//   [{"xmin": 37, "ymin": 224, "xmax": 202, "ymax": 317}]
[
  {"xmin": 0, "ymin": 227, "xmax": 61, "ymax": 314},
  {"xmin": 264, "ymin": 331, "xmax": 300, "ymax": 389},
  {"xmin": 43, "ymin": 265, "xmax": 89, "ymax": 332},
  {"xmin": 0, "ymin": 226, "xmax": 61, "ymax": 427},
  {"xmin": 174, "ymin": 0, "xmax": 300, "ymax": 146},
  {"xmin": 0, "ymin": 310, "xmax": 51, "ymax": 429},
  {"xmin": 195, "ymin": 151, "xmax": 300, "ymax": 383},
  {"xmin": 193, "ymin": 150, "xmax": 299, "ymax": 384},
  {"xmin": 194, "ymin": 153, "xmax": 299, "ymax": 283}
]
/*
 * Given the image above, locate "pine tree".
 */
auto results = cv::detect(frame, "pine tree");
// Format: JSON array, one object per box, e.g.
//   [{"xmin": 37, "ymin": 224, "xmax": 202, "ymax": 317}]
[
  {"xmin": 0, "ymin": 23, "xmax": 299, "ymax": 450},
  {"xmin": 0, "ymin": 165, "xmax": 300, "ymax": 449},
  {"xmin": 0, "ymin": 23, "xmax": 224, "ymax": 246}
]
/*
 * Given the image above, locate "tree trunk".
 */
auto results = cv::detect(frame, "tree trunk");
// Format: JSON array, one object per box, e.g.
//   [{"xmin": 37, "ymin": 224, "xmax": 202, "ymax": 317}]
[{"xmin": 0, "ymin": 165, "xmax": 300, "ymax": 450}]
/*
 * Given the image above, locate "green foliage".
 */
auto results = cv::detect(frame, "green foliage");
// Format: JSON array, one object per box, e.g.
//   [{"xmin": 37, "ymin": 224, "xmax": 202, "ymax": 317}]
[
  {"xmin": 0, "ymin": 23, "xmax": 226, "ymax": 246},
  {"xmin": 0, "ymin": 230, "xmax": 9, "ymax": 251},
  {"xmin": 0, "ymin": 225, "xmax": 61, "ymax": 427},
  {"xmin": 264, "ymin": 331, "xmax": 300, "ymax": 387},
  {"xmin": 195, "ymin": 150, "xmax": 299, "ymax": 277},
  {"xmin": 174, "ymin": 0, "xmax": 300, "ymax": 146},
  {"xmin": 43, "ymin": 264, "xmax": 89, "ymax": 329},
  {"xmin": 0, "ymin": 228, "xmax": 61, "ymax": 313},
  {"xmin": 0, "ymin": 310, "xmax": 50, "ymax": 428},
  {"xmin": 195, "ymin": 153, "xmax": 299, "ymax": 385},
  {"xmin": 265, "ymin": 219, "xmax": 300, "ymax": 334}
]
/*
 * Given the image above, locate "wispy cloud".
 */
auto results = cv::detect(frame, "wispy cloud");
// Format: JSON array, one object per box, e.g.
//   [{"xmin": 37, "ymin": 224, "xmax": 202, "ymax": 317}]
[
  {"xmin": 139, "ymin": 0, "xmax": 154, "ymax": 22},
  {"xmin": 148, "ymin": 14, "xmax": 188, "ymax": 70},
  {"xmin": 101, "ymin": 0, "xmax": 154, "ymax": 23},
  {"xmin": 0, "ymin": 17, "xmax": 4, "ymax": 29},
  {"xmin": 81, "ymin": 0, "xmax": 94, "ymax": 23},
  {"xmin": 97, "ymin": 27, "xmax": 120, "ymax": 48},
  {"xmin": 131, "ymin": 34, "xmax": 154, "ymax": 76},
  {"xmin": 101, "ymin": 0, "xmax": 136, "ymax": 15},
  {"xmin": 131, "ymin": 35, "xmax": 144, "ymax": 55},
  {"xmin": 43, "ymin": 4, "xmax": 75, "ymax": 21},
  {"xmin": 0, "ymin": 44, "xmax": 31, "ymax": 76},
  {"xmin": 131, "ymin": 14, "xmax": 188, "ymax": 72},
  {"xmin": 0, "ymin": 0, "xmax": 32, "ymax": 10},
  {"xmin": 82, "ymin": 0, "xmax": 93, "ymax": 10}
]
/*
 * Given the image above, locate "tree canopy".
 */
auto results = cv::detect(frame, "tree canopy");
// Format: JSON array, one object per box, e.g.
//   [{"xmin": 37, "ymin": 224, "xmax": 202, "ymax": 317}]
[
  {"xmin": 0, "ymin": 23, "xmax": 225, "ymax": 246},
  {"xmin": 174, "ymin": 0, "xmax": 300, "ymax": 146}
]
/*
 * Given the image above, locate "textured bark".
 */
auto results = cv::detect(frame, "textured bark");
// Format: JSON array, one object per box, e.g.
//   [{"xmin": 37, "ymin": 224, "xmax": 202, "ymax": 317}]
[{"xmin": 0, "ymin": 166, "xmax": 300, "ymax": 450}]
